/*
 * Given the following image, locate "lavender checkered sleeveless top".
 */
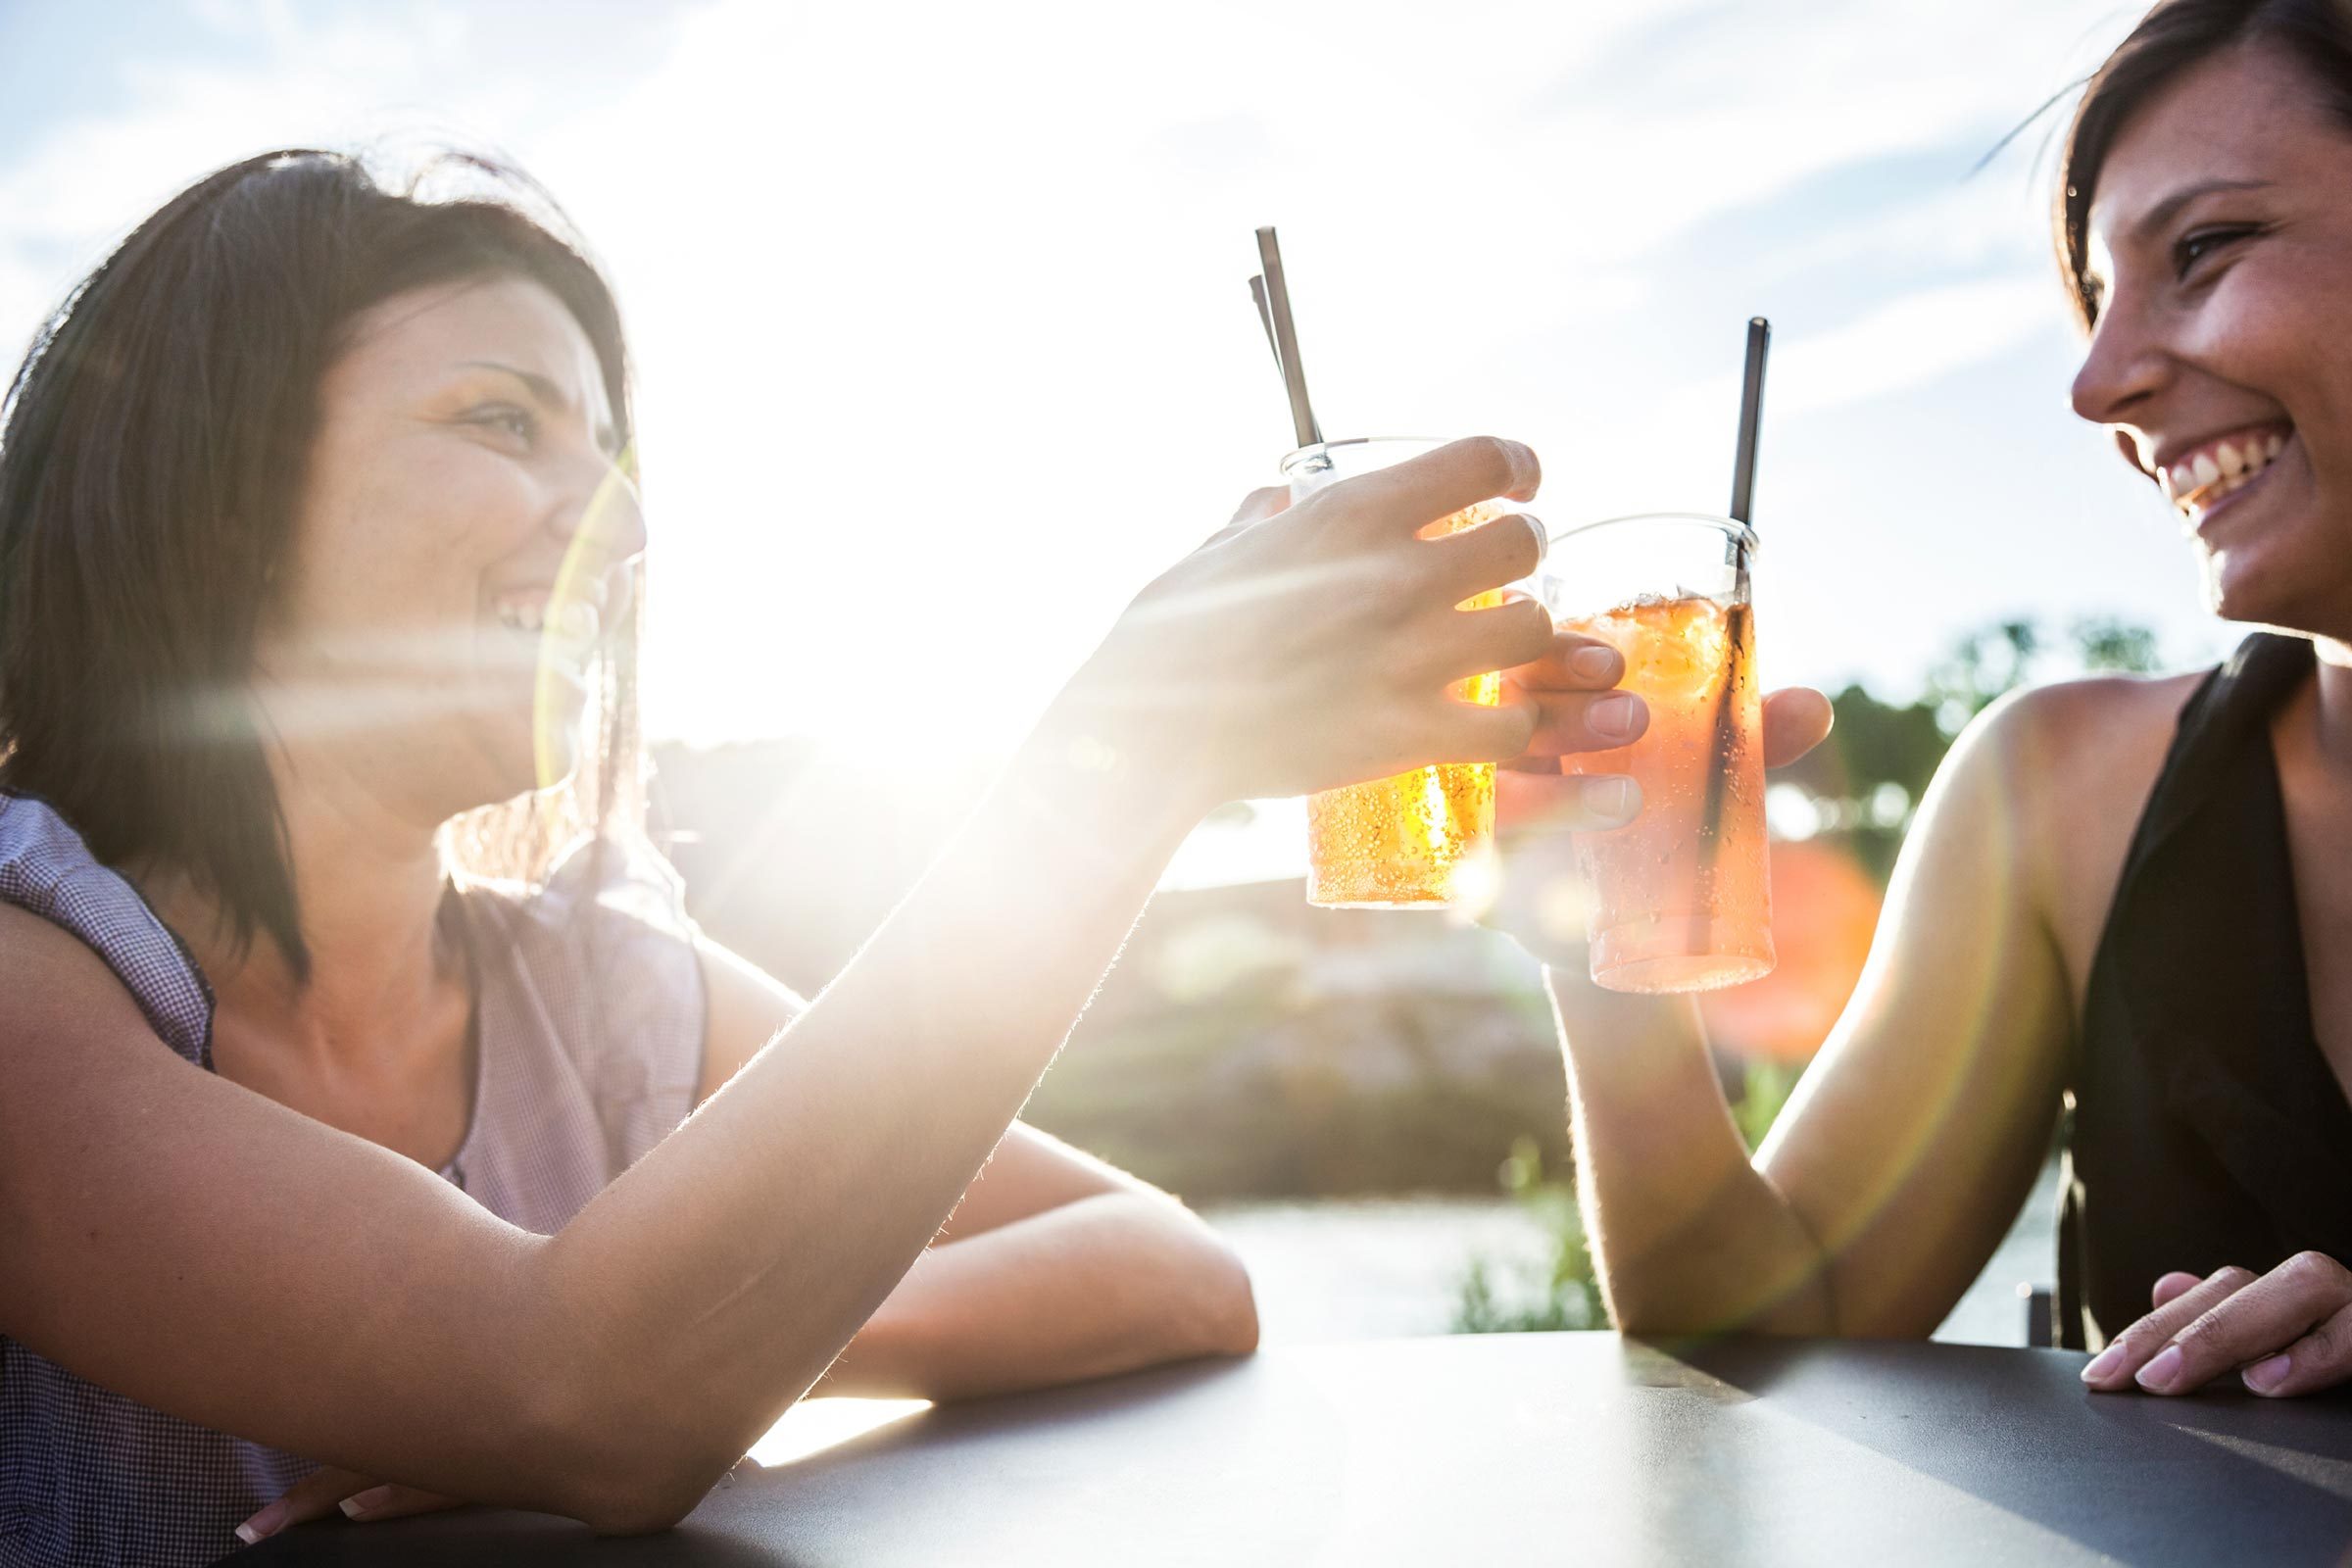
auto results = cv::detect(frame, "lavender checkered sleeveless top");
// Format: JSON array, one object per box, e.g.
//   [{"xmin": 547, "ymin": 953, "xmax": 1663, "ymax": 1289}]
[{"xmin": 0, "ymin": 793, "xmax": 711, "ymax": 1567}]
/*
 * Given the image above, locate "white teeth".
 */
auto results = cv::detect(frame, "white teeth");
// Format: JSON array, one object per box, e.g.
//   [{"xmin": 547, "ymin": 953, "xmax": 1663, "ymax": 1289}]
[{"xmin": 2166, "ymin": 428, "xmax": 2291, "ymax": 512}]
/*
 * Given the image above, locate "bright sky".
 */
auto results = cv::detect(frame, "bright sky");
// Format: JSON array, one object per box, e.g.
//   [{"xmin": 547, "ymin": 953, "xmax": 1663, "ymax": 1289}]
[{"xmin": 0, "ymin": 1, "xmax": 2225, "ymax": 879}]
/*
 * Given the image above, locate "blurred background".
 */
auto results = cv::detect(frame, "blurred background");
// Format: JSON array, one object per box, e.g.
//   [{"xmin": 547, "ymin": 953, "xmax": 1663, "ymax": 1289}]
[{"xmin": 3, "ymin": 0, "xmax": 2204, "ymax": 1344}]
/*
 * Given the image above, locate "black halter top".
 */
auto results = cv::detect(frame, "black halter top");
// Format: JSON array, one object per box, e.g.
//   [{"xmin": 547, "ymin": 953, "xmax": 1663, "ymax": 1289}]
[{"xmin": 2065, "ymin": 632, "xmax": 2352, "ymax": 1348}]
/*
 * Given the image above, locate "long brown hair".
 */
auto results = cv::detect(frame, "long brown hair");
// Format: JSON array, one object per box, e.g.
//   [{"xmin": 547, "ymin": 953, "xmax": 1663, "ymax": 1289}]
[{"xmin": 0, "ymin": 148, "xmax": 648, "ymax": 980}]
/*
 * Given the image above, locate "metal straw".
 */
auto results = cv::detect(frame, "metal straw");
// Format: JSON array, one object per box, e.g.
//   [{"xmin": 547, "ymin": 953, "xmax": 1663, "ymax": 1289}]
[
  {"xmin": 1729, "ymin": 317, "xmax": 1771, "ymax": 524},
  {"xmin": 1252, "ymin": 226, "xmax": 1323, "ymax": 448},
  {"xmin": 1248, "ymin": 274, "xmax": 1283, "ymax": 377}
]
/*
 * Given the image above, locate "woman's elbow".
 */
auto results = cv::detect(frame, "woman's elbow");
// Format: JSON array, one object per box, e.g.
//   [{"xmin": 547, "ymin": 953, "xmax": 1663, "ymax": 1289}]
[{"xmin": 1188, "ymin": 1236, "xmax": 1260, "ymax": 1358}]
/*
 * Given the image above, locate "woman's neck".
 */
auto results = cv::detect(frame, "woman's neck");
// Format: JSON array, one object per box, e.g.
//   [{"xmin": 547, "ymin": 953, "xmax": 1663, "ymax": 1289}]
[
  {"xmin": 2312, "ymin": 635, "xmax": 2352, "ymax": 770},
  {"xmin": 142, "ymin": 753, "xmax": 466, "ymax": 1077}
]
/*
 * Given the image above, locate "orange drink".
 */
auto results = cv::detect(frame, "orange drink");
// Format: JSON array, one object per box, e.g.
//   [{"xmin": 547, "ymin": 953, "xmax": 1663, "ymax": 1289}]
[
  {"xmin": 1543, "ymin": 515, "xmax": 1773, "ymax": 992},
  {"xmin": 1286, "ymin": 438, "xmax": 1508, "ymax": 908}
]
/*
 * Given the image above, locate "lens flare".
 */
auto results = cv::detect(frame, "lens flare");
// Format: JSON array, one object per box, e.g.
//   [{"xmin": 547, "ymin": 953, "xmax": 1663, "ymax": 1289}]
[{"xmin": 533, "ymin": 443, "xmax": 640, "ymax": 793}]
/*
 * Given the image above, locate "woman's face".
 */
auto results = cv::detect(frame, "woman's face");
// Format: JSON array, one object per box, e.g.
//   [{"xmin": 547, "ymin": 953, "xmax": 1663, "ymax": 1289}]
[
  {"xmin": 2072, "ymin": 43, "xmax": 2352, "ymax": 637},
  {"xmin": 257, "ymin": 273, "xmax": 645, "ymax": 823}
]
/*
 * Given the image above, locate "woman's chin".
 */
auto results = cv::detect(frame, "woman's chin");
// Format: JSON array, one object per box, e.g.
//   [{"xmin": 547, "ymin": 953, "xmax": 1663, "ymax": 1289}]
[{"xmin": 2206, "ymin": 561, "xmax": 2352, "ymax": 638}]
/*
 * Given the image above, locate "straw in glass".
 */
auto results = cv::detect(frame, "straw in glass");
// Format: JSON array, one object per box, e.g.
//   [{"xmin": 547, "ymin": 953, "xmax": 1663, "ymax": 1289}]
[
  {"xmin": 1251, "ymin": 226, "xmax": 1323, "ymax": 449},
  {"xmin": 1702, "ymin": 317, "xmax": 1771, "ymax": 867}
]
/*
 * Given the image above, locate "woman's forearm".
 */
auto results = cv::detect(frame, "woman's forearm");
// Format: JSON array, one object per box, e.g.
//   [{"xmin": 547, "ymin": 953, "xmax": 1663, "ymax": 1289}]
[
  {"xmin": 1550, "ymin": 966, "xmax": 1833, "ymax": 1338},
  {"xmin": 815, "ymin": 1192, "xmax": 1257, "ymax": 1400},
  {"xmin": 532, "ymin": 738, "xmax": 1206, "ymax": 1528}
]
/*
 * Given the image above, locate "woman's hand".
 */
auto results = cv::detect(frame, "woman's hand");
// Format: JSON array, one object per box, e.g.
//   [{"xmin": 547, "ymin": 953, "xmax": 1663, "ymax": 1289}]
[
  {"xmin": 1484, "ymin": 639, "xmax": 1833, "ymax": 958},
  {"xmin": 235, "ymin": 1468, "xmax": 458, "ymax": 1545},
  {"xmin": 1051, "ymin": 436, "xmax": 1553, "ymax": 812},
  {"xmin": 2082, "ymin": 1254, "xmax": 2352, "ymax": 1397}
]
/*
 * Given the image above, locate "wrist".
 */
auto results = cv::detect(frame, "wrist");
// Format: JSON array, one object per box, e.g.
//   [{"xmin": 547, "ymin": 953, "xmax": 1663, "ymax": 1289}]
[{"xmin": 1004, "ymin": 710, "xmax": 1209, "ymax": 871}]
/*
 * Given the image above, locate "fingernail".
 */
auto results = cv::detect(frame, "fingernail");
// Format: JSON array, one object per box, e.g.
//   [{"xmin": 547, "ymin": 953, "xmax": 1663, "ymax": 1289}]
[
  {"xmin": 2244, "ymin": 1352, "xmax": 2291, "ymax": 1394},
  {"xmin": 2135, "ymin": 1344, "xmax": 2184, "ymax": 1392},
  {"xmin": 1588, "ymin": 777, "xmax": 1636, "ymax": 823},
  {"xmin": 2081, "ymin": 1344, "xmax": 2126, "ymax": 1383},
  {"xmin": 1522, "ymin": 514, "xmax": 1547, "ymax": 567},
  {"xmin": 235, "ymin": 1500, "xmax": 285, "ymax": 1544},
  {"xmin": 341, "ymin": 1486, "xmax": 395, "ymax": 1519},
  {"xmin": 1591, "ymin": 693, "xmax": 1641, "ymax": 740},
  {"xmin": 1570, "ymin": 646, "xmax": 1617, "ymax": 682}
]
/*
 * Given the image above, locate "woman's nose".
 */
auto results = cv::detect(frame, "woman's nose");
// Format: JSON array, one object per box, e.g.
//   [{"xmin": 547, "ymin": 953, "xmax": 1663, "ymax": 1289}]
[
  {"xmin": 2069, "ymin": 294, "xmax": 2169, "ymax": 432},
  {"xmin": 555, "ymin": 453, "xmax": 648, "ymax": 566}
]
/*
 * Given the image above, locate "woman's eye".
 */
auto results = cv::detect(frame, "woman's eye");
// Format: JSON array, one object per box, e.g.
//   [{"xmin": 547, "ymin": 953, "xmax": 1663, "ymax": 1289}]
[
  {"xmin": 469, "ymin": 405, "xmax": 537, "ymax": 445},
  {"xmin": 2173, "ymin": 225, "xmax": 2258, "ymax": 279}
]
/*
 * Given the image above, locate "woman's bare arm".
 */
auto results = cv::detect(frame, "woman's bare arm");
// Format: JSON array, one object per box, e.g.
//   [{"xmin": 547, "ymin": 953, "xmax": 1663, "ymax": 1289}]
[
  {"xmin": 699, "ymin": 937, "xmax": 1256, "ymax": 1399},
  {"xmin": 0, "ymin": 436, "xmax": 1549, "ymax": 1534},
  {"xmin": 0, "ymin": 751, "xmax": 1195, "ymax": 1531},
  {"xmin": 1551, "ymin": 684, "xmax": 2085, "ymax": 1338}
]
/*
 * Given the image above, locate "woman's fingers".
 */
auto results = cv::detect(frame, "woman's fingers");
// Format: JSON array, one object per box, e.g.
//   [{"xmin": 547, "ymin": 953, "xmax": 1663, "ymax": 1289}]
[
  {"xmin": 2082, "ymin": 1265, "xmax": 2257, "ymax": 1391},
  {"xmin": 2132, "ymin": 1252, "xmax": 2352, "ymax": 1396},
  {"xmin": 1507, "ymin": 629, "xmax": 1624, "ymax": 694},
  {"xmin": 1523, "ymin": 689, "xmax": 1648, "ymax": 757},
  {"xmin": 236, "ymin": 1466, "xmax": 462, "ymax": 1544},
  {"xmin": 2242, "ymin": 1298, "xmax": 2352, "ymax": 1398},
  {"xmin": 1435, "ymin": 596, "xmax": 1556, "ymax": 686},
  {"xmin": 1425, "ymin": 512, "xmax": 1545, "ymax": 603},
  {"xmin": 2082, "ymin": 1264, "xmax": 2261, "ymax": 1392},
  {"xmin": 236, "ymin": 1466, "xmax": 372, "ymax": 1544},
  {"xmin": 2152, "ymin": 1270, "xmax": 2201, "ymax": 1311},
  {"xmin": 1329, "ymin": 436, "xmax": 1541, "ymax": 540},
  {"xmin": 338, "ymin": 1483, "xmax": 464, "ymax": 1523},
  {"xmin": 1427, "ymin": 685, "xmax": 1542, "ymax": 765},
  {"xmin": 1495, "ymin": 763, "xmax": 1642, "ymax": 834},
  {"xmin": 1761, "ymin": 687, "xmax": 1836, "ymax": 769}
]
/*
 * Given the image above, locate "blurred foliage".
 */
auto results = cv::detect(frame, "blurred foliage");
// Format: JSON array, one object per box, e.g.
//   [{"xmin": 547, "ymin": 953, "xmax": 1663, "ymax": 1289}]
[
  {"xmin": 1454, "ymin": 1138, "xmax": 1600, "ymax": 1333},
  {"xmin": 1781, "ymin": 612, "xmax": 2166, "ymax": 881},
  {"xmin": 1451, "ymin": 1059, "xmax": 1803, "ymax": 1335}
]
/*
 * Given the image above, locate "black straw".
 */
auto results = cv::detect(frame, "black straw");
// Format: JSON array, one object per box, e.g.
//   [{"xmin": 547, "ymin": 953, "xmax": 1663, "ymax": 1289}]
[
  {"xmin": 1729, "ymin": 317, "xmax": 1771, "ymax": 524},
  {"xmin": 1252, "ymin": 226, "xmax": 1323, "ymax": 449},
  {"xmin": 1700, "ymin": 317, "xmax": 1770, "ymax": 874}
]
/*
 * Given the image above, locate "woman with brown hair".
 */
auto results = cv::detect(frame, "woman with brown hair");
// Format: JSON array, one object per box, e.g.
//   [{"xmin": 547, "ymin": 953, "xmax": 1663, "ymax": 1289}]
[
  {"xmin": 1517, "ymin": 0, "xmax": 2352, "ymax": 1401},
  {"xmin": 0, "ymin": 152, "xmax": 1621, "ymax": 1563}
]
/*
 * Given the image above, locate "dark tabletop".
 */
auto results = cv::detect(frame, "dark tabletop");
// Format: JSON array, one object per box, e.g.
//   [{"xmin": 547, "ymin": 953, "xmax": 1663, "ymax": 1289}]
[{"xmin": 249, "ymin": 1333, "xmax": 2352, "ymax": 1566}]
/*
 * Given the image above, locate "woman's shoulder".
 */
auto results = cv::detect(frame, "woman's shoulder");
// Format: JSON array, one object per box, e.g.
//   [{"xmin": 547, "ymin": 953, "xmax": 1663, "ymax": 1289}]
[
  {"xmin": 1960, "ymin": 668, "xmax": 2206, "ymax": 800},
  {"xmin": 0, "ymin": 792, "xmax": 212, "ymax": 1065},
  {"xmin": 1957, "ymin": 669, "xmax": 2211, "ymax": 990}
]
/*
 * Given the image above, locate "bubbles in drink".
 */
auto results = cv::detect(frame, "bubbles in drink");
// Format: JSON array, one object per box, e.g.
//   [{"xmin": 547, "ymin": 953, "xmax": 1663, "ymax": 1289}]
[
  {"xmin": 1560, "ymin": 593, "xmax": 1772, "ymax": 992},
  {"xmin": 1306, "ymin": 501, "xmax": 1507, "ymax": 908}
]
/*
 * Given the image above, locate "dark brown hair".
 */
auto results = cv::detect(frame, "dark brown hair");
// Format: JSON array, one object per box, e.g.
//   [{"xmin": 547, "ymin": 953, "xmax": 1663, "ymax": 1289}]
[
  {"xmin": 0, "ymin": 149, "xmax": 638, "ymax": 979},
  {"xmin": 2058, "ymin": 0, "xmax": 2352, "ymax": 325}
]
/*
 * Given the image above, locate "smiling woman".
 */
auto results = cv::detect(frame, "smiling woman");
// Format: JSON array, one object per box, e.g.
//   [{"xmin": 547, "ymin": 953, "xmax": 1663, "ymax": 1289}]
[
  {"xmin": 1501, "ymin": 0, "xmax": 2352, "ymax": 1411},
  {"xmin": 0, "ymin": 148, "xmax": 1623, "ymax": 1567}
]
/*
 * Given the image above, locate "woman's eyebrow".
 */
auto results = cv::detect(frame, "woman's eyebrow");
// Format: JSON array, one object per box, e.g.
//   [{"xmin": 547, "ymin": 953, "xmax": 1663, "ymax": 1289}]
[
  {"xmin": 2126, "ymin": 177, "xmax": 2274, "ymax": 247},
  {"xmin": 455, "ymin": 359, "xmax": 619, "ymax": 456}
]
